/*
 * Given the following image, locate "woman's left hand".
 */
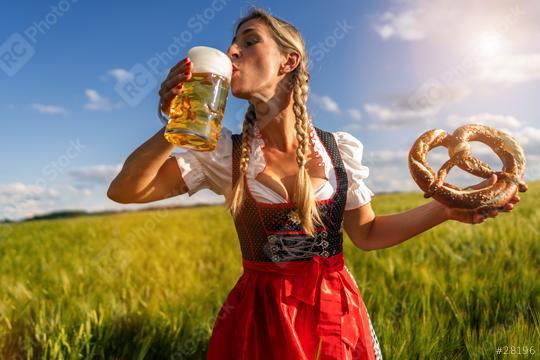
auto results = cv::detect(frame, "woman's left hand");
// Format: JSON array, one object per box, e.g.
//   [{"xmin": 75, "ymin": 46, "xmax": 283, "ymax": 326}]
[{"xmin": 438, "ymin": 174, "xmax": 521, "ymax": 224}]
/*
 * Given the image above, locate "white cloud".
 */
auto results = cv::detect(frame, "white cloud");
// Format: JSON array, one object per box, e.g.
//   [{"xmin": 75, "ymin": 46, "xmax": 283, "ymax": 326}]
[
  {"xmin": 444, "ymin": 113, "xmax": 540, "ymax": 152},
  {"xmin": 374, "ymin": 10, "xmax": 426, "ymax": 41},
  {"xmin": 84, "ymin": 89, "xmax": 112, "ymax": 111},
  {"xmin": 68, "ymin": 164, "xmax": 123, "ymax": 184},
  {"xmin": 405, "ymin": 83, "xmax": 471, "ymax": 112},
  {"xmin": 373, "ymin": 0, "xmax": 537, "ymax": 44},
  {"xmin": 0, "ymin": 182, "xmax": 57, "ymax": 201},
  {"xmin": 363, "ymin": 149, "xmax": 409, "ymax": 165},
  {"xmin": 0, "ymin": 178, "xmax": 225, "ymax": 221},
  {"xmin": 310, "ymin": 94, "xmax": 341, "ymax": 113},
  {"xmin": 446, "ymin": 113, "xmax": 523, "ymax": 130},
  {"xmin": 347, "ymin": 108, "xmax": 362, "ymax": 121},
  {"xmin": 108, "ymin": 68, "xmax": 135, "ymax": 82},
  {"xmin": 339, "ymin": 123, "xmax": 362, "ymax": 133},
  {"xmin": 0, "ymin": 182, "xmax": 59, "ymax": 220},
  {"xmin": 475, "ymin": 54, "xmax": 540, "ymax": 83},
  {"xmin": 511, "ymin": 126, "xmax": 540, "ymax": 150},
  {"xmin": 364, "ymin": 102, "xmax": 438, "ymax": 130},
  {"xmin": 32, "ymin": 103, "xmax": 67, "ymax": 114},
  {"xmin": 373, "ymin": 1, "xmax": 540, "ymax": 86},
  {"xmin": 338, "ymin": 108, "xmax": 363, "ymax": 132}
]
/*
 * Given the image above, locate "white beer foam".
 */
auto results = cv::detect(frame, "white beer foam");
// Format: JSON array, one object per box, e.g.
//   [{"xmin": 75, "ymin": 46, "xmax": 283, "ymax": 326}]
[{"xmin": 188, "ymin": 46, "xmax": 232, "ymax": 82}]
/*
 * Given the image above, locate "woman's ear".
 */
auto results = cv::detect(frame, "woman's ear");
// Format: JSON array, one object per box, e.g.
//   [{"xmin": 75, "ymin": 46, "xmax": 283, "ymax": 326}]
[{"xmin": 280, "ymin": 52, "xmax": 301, "ymax": 74}]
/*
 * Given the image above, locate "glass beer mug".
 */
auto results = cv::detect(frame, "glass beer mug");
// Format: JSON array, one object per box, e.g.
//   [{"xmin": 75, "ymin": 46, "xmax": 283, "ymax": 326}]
[{"xmin": 158, "ymin": 46, "xmax": 232, "ymax": 151}]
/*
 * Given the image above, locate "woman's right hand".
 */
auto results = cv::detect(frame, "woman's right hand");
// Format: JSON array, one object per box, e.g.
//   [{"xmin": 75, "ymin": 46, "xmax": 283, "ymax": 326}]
[{"xmin": 158, "ymin": 56, "xmax": 192, "ymax": 114}]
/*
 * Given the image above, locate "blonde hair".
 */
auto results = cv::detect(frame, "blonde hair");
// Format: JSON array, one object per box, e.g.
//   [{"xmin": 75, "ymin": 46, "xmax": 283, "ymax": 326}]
[{"xmin": 224, "ymin": 7, "xmax": 323, "ymax": 236}]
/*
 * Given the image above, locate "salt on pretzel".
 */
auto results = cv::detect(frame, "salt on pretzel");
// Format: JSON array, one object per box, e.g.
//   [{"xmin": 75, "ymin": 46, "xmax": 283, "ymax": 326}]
[{"xmin": 408, "ymin": 124, "xmax": 528, "ymax": 210}]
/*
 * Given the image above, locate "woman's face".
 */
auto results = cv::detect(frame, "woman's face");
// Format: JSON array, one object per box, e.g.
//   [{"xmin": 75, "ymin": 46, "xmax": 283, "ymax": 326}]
[{"xmin": 226, "ymin": 19, "xmax": 288, "ymax": 101}]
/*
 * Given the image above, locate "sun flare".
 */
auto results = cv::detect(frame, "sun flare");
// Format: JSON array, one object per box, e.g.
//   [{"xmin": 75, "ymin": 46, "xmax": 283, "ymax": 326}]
[{"xmin": 474, "ymin": 32, "xmax": 505, "ymax": 57}]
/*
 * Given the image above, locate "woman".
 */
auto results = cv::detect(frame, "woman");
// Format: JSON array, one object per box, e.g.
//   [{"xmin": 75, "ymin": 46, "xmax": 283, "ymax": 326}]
[{"xmin": 107, "ymin": 8, "xmax": 520, "ymax": 360}]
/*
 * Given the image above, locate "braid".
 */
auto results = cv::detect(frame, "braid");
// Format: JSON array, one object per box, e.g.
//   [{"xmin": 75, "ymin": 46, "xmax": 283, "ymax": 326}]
[
  {"xmin": 229, "ymin": 8, "xmax": 324, "ymax": 235},
  {"xmin": 226, "ymin": 104, "xmax": 256, "ymax": 217},
  {"xmin": 291, "ymin": 67, "xmax": 323, "ymax": 236}
]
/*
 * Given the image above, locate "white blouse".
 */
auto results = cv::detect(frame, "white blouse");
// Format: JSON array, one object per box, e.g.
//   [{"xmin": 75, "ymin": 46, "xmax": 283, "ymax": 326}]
[{"xmin": 172, "ymin": 123, "xmax": 374, "ymax": 211}]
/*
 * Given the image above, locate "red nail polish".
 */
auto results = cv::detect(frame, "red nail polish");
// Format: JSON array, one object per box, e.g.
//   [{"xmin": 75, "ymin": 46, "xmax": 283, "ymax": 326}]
[{"xmin": 184, "ymin": 69, "xmax": 190, "ymax": 75}]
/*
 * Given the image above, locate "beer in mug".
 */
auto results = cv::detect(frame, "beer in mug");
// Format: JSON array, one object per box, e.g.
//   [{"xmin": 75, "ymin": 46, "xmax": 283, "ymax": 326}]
[{"xmin": 161, "ymin": 46, "xmax": 232, "ymax": 151}]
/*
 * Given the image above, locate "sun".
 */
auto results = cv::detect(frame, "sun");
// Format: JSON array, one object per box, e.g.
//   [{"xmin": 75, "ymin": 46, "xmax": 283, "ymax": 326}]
[{"xmin": 474, "ymin": 32, "xmax": 505, "ymax": 57}]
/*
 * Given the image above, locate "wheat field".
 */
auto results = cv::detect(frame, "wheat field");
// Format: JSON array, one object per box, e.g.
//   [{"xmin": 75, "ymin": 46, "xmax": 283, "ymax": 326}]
[{"xmin": 0, "ymin": 183, "xmax": 538, "ymax": 359}]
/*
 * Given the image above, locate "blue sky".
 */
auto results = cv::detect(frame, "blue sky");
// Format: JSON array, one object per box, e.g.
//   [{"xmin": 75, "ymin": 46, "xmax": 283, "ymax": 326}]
[{"xmin": 1, "ymin": 0, "xmax": 539, "ymax": 220}]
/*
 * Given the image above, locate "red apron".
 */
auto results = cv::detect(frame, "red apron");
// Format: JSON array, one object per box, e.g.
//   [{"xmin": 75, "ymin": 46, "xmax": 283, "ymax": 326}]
[
  {"xmin": 206, "ymin": 126, "xmax": 382, "ymax": 359},
  {"xmin": 206, "ymin": 252, "xmax": 378, "ymax": 359}
]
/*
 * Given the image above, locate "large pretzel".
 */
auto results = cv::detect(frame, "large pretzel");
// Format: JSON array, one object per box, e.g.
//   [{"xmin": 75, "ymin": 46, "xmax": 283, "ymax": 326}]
[{"xmin": 408, "ymin": 124, "xmax": 528, "ymax": 210}]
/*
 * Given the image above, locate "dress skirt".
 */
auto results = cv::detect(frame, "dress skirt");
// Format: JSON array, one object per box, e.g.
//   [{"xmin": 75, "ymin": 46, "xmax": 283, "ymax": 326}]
[{"xmin": 206, "ymin": 252, "xmax": 382, "ymax": 360}]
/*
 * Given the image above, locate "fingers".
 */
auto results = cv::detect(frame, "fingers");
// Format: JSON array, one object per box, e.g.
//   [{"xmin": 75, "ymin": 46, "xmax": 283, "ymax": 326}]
[
  {"xmin": 164, "ymin": 72, "xmax": 191, "ymax": 90},
  {"xmin": 470, "ymin": 207, "xmax": 499, "ymax": 224},
  {"xmin": 167, "ymin": 61, "xmax": 193, "ymax": 84},
  {"xmin": 159, "ymin": 61, "xmax": 192, "ymax": 97},
  {"xmin": 499, "ymin": 199, "xmax": 517, "ymax": 212},
  {"xmin": 472, "ymin": 213, "xmax": 487, "ymax": 224},
  {"xmin": 159, "ymin": 58, "xmax": 193, "ymax": 113},
  {"xmin": 496, "ymin": 194, "xmax": 520, "ymax": 213},
  {"xmin": 459, "ymin": 192, "xmax": 520, "ymax": 224},
  {"xmin": 485, "ymin": 173, "xmax": 497, "ymax": 186},
  {"xmin": 169, "ymin": 56, "xmax": 191, "ymax": 75},
  {"xmin": 160, "ymin": 87, "xmax": 181, "ymax": 114},
  {"xmin": 469, "ymin": 174, "xmax": 497, "ymax": 190},
  {"xmin": 502, "ymin": 203, "xmax": 514, "ymax": 212},
  {"xmin": 477, "ymin": 200, "xmax": 516, "ymax": 219}
]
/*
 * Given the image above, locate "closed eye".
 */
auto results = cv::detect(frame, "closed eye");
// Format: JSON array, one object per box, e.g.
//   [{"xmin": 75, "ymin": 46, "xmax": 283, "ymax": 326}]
[{"xmin": 246, "ymin": 39, "xmax": 258, "ymax": 46}]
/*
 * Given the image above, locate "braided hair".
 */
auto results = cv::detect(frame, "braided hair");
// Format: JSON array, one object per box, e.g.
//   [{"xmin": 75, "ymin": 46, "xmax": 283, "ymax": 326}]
[{"xmin": 225, "ymin": 7, "xmax": 323, "ymax": 236}]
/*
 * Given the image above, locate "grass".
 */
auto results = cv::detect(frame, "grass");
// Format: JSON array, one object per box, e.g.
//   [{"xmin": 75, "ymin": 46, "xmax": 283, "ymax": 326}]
[{"xmin": 0, "ymin": 182, "xmax": 538, "ymax": 359}]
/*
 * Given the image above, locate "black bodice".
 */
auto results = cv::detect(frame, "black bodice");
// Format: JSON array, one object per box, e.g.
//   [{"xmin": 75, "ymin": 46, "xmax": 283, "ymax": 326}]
[{"xmin": 230, "ymin": 127, "xmax": 349, "ymax": 262}]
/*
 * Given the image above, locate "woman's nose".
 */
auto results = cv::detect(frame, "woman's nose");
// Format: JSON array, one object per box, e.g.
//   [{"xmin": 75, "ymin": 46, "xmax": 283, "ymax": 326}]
[{"xmin": 227, "ymin": 44, "xmax": 239, "ymax": 60}]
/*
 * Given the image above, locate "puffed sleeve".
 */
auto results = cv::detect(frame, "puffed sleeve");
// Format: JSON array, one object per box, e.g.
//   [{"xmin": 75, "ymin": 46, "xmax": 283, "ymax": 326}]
[
  {"xmin": 333, "ymin": 131, "xmax": 375, "ymax": 210},
  {"xmin": 170, "ymin": 126, "xmax": 232, "ymax": 196}
]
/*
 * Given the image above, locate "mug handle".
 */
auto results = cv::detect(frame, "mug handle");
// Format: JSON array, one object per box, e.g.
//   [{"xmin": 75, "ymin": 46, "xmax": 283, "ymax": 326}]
[{"xmin": 157, "ymin": 99, "xmax": 169, "ymax": 126}]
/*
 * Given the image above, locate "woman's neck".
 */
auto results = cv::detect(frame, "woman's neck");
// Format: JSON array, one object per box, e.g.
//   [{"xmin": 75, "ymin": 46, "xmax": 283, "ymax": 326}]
[{"xmin": 251, "ymin": 91, "xmax": 298, "ymax": 153}]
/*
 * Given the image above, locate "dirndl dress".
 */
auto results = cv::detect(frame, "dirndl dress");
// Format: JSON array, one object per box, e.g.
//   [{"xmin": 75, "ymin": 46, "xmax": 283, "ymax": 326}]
[{"xmin": 206, "ymin": 127, "xmax": 383, "ymax": 360}]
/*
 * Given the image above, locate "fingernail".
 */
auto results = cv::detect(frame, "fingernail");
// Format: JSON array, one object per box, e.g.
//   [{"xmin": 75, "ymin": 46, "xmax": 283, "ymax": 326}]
[
  {"xmin": 184, "ymin": 69, "xmax": 190, "ymax": 75},
  {"xmin": 177, "ymin": 84, "xmax": 183, "ymax": 90}
]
